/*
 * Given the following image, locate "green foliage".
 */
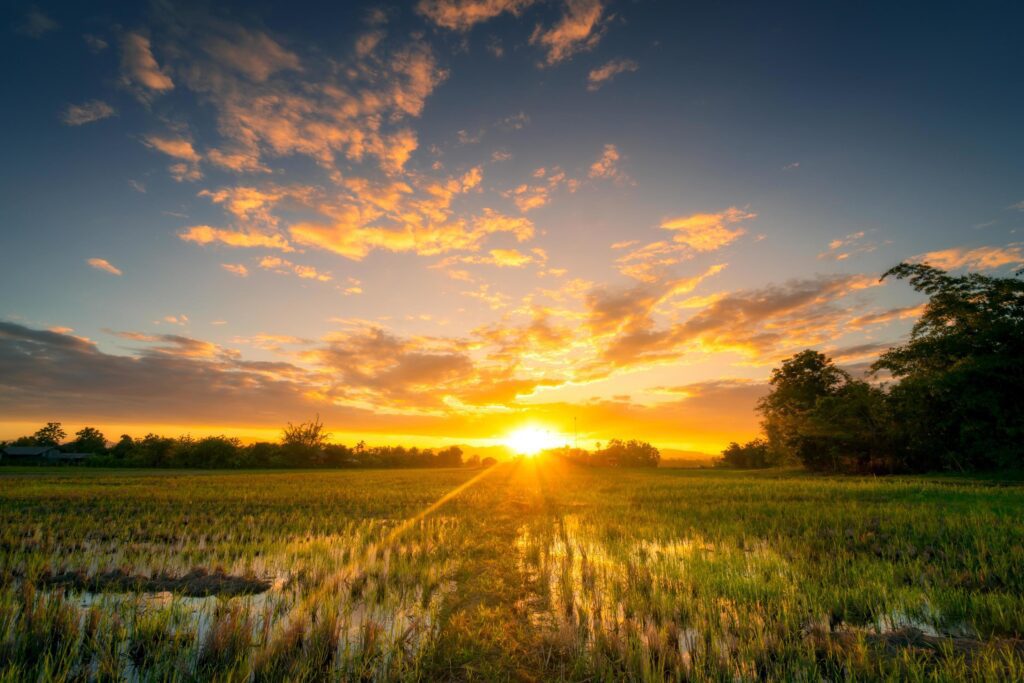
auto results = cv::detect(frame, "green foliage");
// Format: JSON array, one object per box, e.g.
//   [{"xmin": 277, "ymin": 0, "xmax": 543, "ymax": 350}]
[
  {"xmin": 717, "ymin": 438, "xmax": 773, "ymax": 469},
  {"xmin": 551, "ymin": 439, "xmax": 660, "ymax": 467},
  {"xmin": 753, "ymin": 265, "xmax": 1023, "ymax": 473},
  {"xmin": 873, "ymin": 263, "xmax": 1024, "ymax": 470}
]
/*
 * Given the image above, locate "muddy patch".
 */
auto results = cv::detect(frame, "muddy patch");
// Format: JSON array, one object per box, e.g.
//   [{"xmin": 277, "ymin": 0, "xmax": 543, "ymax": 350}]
[
  {"xmin": 808, "ymin": 624, "xmax": 1024, "ymax": 664},
  {"xmin": 39, "ymin": 567, "xmax": 272, "ymax": 597}
]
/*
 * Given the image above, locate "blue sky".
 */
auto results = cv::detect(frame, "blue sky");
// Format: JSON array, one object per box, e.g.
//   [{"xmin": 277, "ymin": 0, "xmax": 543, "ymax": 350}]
[{"xmin": 1, "ymin": 0, "xmax": 1022, "ymax": 451}]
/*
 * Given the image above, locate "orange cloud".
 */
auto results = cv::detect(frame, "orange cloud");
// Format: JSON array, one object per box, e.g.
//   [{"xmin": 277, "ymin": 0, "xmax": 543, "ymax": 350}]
[
  {"xmin": 179, "ymin": 225, "xmax": 293, "ymax": 251},
  {"xmin": 221, "ymin": 263, "xmax": 249, "ymax": 277},
  {"xmin": 588, "ymin": 143, "xmax": 628, "ymax": 182},
  {"xmin": 62, "ymin": 100, "xmax": 115, "ymax": 126},
  {"xmin": 660, "ymin": 207, "xmax": 755, "ymax": 251},
  {"xmin": 912, "ymin": 244, "xmax": 1024, "ymax": 271},
  {"xmin": 258, "ymin": 256, "xmax": 332, "ymax": 282},
  {"xmin": 587, "ymin": 58, "xmax": 638, "ymax": 91},
  {"xmin": 417, "ymin": 0, "xmax": 537, "ymax": 31},
  {"xmin": 530, "ymin": 0, "xmax": 606, "ymax": 65},
  {"xmin": 87, "ymin": 258, "xmax": 123, "ymax": 276},
  {"xmin": 120, "ymin": 32, "xmax": 174, "ymax": 92},
  {"xmin": 200, "ymin": 25, "xmax": 300, "ymax": 82},
  {"xmin": 143, "ymin": 136, "xmax": 200, "ymax": 161}
]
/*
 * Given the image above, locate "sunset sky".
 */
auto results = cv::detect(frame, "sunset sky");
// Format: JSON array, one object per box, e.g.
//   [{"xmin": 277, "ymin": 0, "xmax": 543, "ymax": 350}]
[{"xmin": 2, "ymin": 1, "xmax": 1023, "ymax": 453}]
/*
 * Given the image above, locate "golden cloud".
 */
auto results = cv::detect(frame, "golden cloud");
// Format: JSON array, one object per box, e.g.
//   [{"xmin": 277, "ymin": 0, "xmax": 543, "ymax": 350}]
[
  {"xmin": 87, "ymin": 258, "xmax": 123, "ymax": 276},
  {"xmin": 912, "ymin": 244, "xmax": 1024, "ymax": 271},
  {"xmin": 530, "ymin": 0, "xmax": 606, "ymax": 66},
  {"xmin": 120, "ymin": 32, "xmax": 174, "ymax": 92},
  {"xmin": 179, "ymin": 225, "xmax": 294, "ymax": 251},
  {"xmin": 417, "ymin": 0, "xmax": 537, "ymax": 30},
  {"xmin": 587, "ymin": 58, "xmax": 638, "ymax": 91},
  {"xmin": 660, "ymin": 207, "xmax": 755, "ymax": 251}
]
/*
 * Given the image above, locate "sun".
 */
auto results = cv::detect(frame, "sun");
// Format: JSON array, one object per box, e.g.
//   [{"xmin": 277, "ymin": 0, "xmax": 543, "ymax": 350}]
[{"xmin": 504, "ymin": 426, "xmax": 562, "ymax": 457}]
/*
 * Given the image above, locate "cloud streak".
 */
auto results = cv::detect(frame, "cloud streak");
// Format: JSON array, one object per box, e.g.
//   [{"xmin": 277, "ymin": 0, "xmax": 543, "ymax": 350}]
[
  {"xmin": 62, "ymin": 100, "xmax": 116, "ymax": 126},
  {"xmin": 87, "ymin": 258, "xmax": 123, "ymax": 276}
]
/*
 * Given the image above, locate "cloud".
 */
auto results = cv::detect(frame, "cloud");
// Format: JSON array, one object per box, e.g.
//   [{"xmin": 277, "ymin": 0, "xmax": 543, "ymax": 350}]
[
  {"xmin": 433, "ymin": 247, "xmax": 547, "ymax": 272},
  {"xmin": 179, "ymin": 225, "xmax": 294, "ymax": 251},
  {"xmin": 313, "ymin": 327, "xmax": 475, "ymax": 406},
  {"xmin": 207, "ymin": 148, "xmax": 270, "ymax": 173},
  {"xmin": 0, "ymin": 322, "xmax": 334, "ymax": 427},
  {"xmin": 587, "ymin": 58, "xmax": 638, "ymax": 91},
  {"xmin": 221, "ymin": 263, "xmax": 249, "ymax": 277},
  {"xmin": 530, "ymin": 0, "xmax": 606, "ymax": 66},
  {"xmin": 143, "ymin": 135, "xmax": 199, "ymax": 161},
  {"xmin": 502, "ymin": 166, "xmax": 573, "ymax": 211},
  {"xmin": 258, "ymin": 256, "xmax": 332, "ymax": 282},
  {"xmin": 120, "ymin": 32, "xmax": 174, "ymax": 92},
  {"xmin": 289, "ymin": 208, "xmax": 533, "ymax": 261},
  {"xmin": 0, "ymin": 321, "xmax": 766, "ymax": 449},
  {"xmin": 847, "ymin": 304, "xmax": 925, "ymax": 330},
  {"xmin": 660, "ymin": 207, "xmax": 755, "ymax": 251},
  {"xmin": 817, "ymin": 231, "xmax": 885, "ymax": 261},
  {"xmin": 143, "ymin": 134, "xmax": 202, "ymax": 181},
  {"xmin": 912, "ymin": 244, "xmax": 1024, "ymax": 271},
  {"xmin": 87, "ymin": 258, "xmax": 123, "ymax": 276},
  {"xmin": 417, "ymin": 0, "xmax": 537, "ymax": 31},
  {"xmin": 588, "ymin": 143, "xmax": 627, "ymax": 182},
  {"xmin": 585, "ymin": 272, "xmax": 878, "ymax": 375},
  {"xmin": 612, "ymin": 208, "xmax": 754, "ymax": 282},
  {"xmin": 175, "ymin": 28, "xmax": 446, "ymax": 176},
  {"xmin": 17, "ymin": 8, "xmax": 57, "ymax": 38},
  {"xmin": 61, "ymin": 100, "xmax": 115, "ymax": 126},
  {"xmin": 200, "ymin": 25, "xmax": 300, "ymax": 82},
  {"xmin": 83, "ymin": 34, "xmax": 108, "ymax": 52}
]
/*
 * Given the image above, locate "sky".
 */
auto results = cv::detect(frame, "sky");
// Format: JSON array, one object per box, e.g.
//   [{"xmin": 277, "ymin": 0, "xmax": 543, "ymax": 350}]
[{"xmin": 1, "ymin": 0, "xmax": 1023, "ymax": 454}]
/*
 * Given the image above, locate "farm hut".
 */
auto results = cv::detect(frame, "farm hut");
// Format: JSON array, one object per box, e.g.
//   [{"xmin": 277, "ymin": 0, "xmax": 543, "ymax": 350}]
[
  {"xmin": 1, "ymin": 446, "xmax": 61, "ymax": 463},
  {"xmin": 44, "ymin": 451, "xmax": 92, "ymax": 464}
]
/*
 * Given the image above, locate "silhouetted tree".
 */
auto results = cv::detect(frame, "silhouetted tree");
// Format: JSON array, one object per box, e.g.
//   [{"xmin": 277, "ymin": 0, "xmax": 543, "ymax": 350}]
[
  {"xmin": 281, "ymin": 416, "xmax": 330, "ymax": 466},
  {"xmin": 72, "ymin": 426, "xmax": 106, "ymax": 454},
  {"xmin": 873, "ymin": 263, "xmax": 1024, "ymax": 470},
  {"xmin": 110, "ymin": 434, "xmax": 135, "ymax": 459},
  {"xmin": 33, "ymin": 422, "xmax": 66, "ymax": 447},
  {"xmin": 758, "ymin": 350, "xmax": 851, "ymax": 467},
  {"xmin": 717, "ymin": 439, "xmax": 772, "ymax": 469}
]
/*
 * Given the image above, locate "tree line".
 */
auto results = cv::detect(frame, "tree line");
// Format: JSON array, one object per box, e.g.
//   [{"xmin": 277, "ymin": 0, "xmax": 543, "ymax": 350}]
[
  {"xmin": 542, "ymin": 439, "xmax": 661, "ymax": 467},
  {"xmin": 718, "ymin": 263, "xmax": 1023, "ymax": 473},
  {"xmin": 2, "ymin": 420, "xmax": 661, "ymax": 470},
  {"xmin": 1, "ymin": 417, "xmax": 490, "ymax": 470}
]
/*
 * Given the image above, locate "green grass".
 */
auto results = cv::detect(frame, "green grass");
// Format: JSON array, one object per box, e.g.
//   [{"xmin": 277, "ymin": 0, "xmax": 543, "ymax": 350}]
[{"xmin": 1, "ymin": 461, "xmax": 1022, "ymax": 680}]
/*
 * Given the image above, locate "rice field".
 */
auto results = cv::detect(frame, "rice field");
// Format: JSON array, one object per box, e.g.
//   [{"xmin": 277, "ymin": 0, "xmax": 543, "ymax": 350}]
[{"xmin": 1, "ymin": 460, "xmax": 1022, "ymax": 681}]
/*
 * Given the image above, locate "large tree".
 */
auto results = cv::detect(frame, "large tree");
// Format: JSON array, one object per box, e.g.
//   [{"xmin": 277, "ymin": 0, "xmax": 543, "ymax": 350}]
[
  {"xmin": 33, "ymin": 422, "xmax": 66, "ymax": 447},
  {"xmin": 873, "ymin": 263, "xmax": 1024, "ymax": 469},
  {"xmin": 757, "ymin": 350, "xmax": 851, "ymax": 466},
  {"xmin": 72, "ymin": 426, "xmax": 107, "ymax": 453}
]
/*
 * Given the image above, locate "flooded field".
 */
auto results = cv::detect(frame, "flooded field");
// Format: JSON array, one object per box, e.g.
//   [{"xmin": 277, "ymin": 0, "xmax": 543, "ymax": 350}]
[{"xmin": 1, "ymin": 461, "xmax": 1023, "ymax": 680}]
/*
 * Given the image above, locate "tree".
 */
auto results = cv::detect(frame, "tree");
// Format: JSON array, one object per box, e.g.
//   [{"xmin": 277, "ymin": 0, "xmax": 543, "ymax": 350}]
[
  {"xmin": 799, "ymin": 381, "xmax": 897, "ymax": 473},
  {"xmin": 717, "ymin": 439, "xmax": 772, "ymax": 469},
  {"xmin": 110, "ymin": 435, "xmax": 135, "ymax": 459},
  {"xmin": 758, "ymin": 350, "xmax": 851, "ymax": 466},
  {"xmin": 873, "ymin": 263, "xmax": 1024, "ymax": 470},
  {"xmin": 33, "ymin": 422, "xmax": 66, "ymax": 447},
  {"xmin": 595, "ymin": 439, "xmax": 660, "ymax": 467},
  {"xmin": 434, "ymin": 446, "xmax": 463, "ymax": 468},
  {"xmin": 281, "ymin": 416, "xmax": 330, "ymax": 466},
  {"xmin": 72, "ymin": 426, "xmax": 107, "ymax": 454}
]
